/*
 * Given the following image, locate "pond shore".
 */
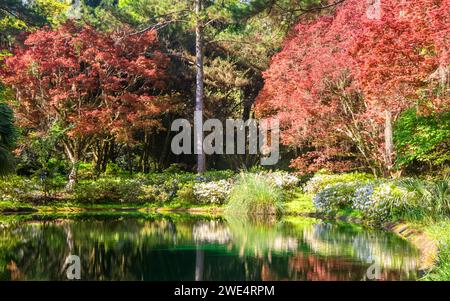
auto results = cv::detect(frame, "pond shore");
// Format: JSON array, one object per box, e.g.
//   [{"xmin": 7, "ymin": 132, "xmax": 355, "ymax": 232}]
[
  {"xmin": 0, "ymin": 199, "xmax": 442, "ymax": 278},
  {"xmin": 384, "ymin": 222, "xmax": 438, "ymax": 273}
]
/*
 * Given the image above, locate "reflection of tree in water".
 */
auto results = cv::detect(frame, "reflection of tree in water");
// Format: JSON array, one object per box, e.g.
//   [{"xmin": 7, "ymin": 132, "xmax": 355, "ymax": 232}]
[
  {"xmin": 0, "ymin": 216, "xmax": 198, "ymax": 280},
  {"xmin": 0, "ymin": 214, "xmax": 419, "ymax": 280},
  {"xmin": 1, "ymin": 221, "xmax": 74, "ymax": 280},
  {"xmin": 302, "ymin": 223, "xmax": 419, "ymax": 275},
  {"xmin": 262, "ymin": 254, "xmax": 409, "ymax": 281}
]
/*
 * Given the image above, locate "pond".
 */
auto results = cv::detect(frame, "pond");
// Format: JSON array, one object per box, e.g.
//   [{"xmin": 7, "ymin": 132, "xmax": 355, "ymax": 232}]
[{"xmin": 0, "ymin": 212, "xmax": 419, "ymax": 281}]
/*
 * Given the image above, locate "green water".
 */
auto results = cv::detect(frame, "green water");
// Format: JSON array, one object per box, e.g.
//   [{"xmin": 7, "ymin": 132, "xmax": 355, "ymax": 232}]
[{"xmin": 0, "ymin": 212, "xmax": 419, "ymax": 281}]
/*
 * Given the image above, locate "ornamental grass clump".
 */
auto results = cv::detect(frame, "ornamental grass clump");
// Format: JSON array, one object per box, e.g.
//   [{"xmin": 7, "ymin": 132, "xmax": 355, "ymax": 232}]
[
  {"xmin": 225, "ymin": 173, "xmax": 284, "ymax": 217},
  {"xmin": 399, "ymin": 176, "xmax": 450, "ymax": 220}
]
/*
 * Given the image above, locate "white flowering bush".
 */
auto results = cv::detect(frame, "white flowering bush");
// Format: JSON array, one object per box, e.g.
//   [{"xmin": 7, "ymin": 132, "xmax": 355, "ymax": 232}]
[
  {"xmin": 193, "ymin": 179, "xmax": 233, "ymax": 204},
  {"xmin": 304, "ymin": 172, "xmax": 374, "ymax": 194},
  {"xmin": 313, "ymin": 182, "xmax": 359, "ymax": 214},
  {"xmin": 351, "ymin": 182, "xmax": 414, "ymax": 223},
  {"xmin": 351, "ymin": 183, "xmax": 377, "ymax": 213},
  {"xmin": 265, "ymin": 171, "xmax": 299, "ymax": 190},
  {"xmin": 366, "ymin": 183, "xmax": 412, "ymax": 222},
  {"xmin": 310, "ymin": 178, "xmax": 418, "ymax": 223}
]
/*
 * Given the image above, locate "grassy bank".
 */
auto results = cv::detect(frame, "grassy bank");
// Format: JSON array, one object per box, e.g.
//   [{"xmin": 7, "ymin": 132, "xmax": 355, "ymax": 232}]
[
  {"xmin": 0, "ymin": 170, "xmax": 299, "ymax": 212},
  {"xmin": 289, "ymin": 172, "xmax": 450, "ymax": 280},
  {"xmin": 0, "ymin": 199, "xmax": 224, "ymax": 214},
  {"xmin": 418, "ymin": 220, "xmax": 450, "ymax": 280}
]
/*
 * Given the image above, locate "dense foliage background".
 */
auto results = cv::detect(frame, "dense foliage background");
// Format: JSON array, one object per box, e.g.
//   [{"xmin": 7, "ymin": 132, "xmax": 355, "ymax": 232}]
[{"xmin": 0, "ymin": 0, "xmax": 448, "ymax": 183}]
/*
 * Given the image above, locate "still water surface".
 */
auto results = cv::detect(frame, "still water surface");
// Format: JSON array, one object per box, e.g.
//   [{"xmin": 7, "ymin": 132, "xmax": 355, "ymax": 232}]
[{"xmin": 0, "ymin": 212, "xmax": 419, "ymax": 280}]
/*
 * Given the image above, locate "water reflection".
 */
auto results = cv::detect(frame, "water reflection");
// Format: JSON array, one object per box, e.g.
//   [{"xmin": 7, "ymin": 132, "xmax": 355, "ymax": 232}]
[{"xmin": 0, "ymin": 213, "xmax": 419, "ymax": 280}]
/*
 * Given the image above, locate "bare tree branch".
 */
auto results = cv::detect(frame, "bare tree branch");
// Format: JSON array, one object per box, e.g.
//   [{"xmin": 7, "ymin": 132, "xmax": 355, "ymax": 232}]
[{"xmin": 275, "ymin": 0, "xmax": 346, "ymax": 15}]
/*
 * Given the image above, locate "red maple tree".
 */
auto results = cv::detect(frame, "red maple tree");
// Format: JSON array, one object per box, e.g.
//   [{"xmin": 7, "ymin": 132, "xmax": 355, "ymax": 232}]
[
  {"xmin": 1, "ymin": 22, "xmax": 170, "ymax": 188},
  {"xmin": 256, "ymin": 0, "xmax": 449, "ymax": 175}
]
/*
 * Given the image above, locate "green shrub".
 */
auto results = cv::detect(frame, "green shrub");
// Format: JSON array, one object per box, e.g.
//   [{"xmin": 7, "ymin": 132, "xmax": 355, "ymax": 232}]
[
  {"xmin": 146, "ymin": 172, "xmax": 194, "ymax": 187},
  {"xmin": 176, "ymin": 182, "xmax": 196, "ymax": 204},
  {"xmin": 0, "ymin": 173, "xmax": 68, "ymax": 202},
  {"xmin": 104, "ymin": 163, "xmax": 126, "ymax": 177},
  {"xmin": 74, "ymin": 178, "xmax": 144, "ymax": 204},
  {"xmin": 0, "ymin": 175, "xmax": 39, "ymax": 202},
  {"xmin": 203, "ymin": 170, "xmax": 235, "ymax": 181},
  {"xmin": 225, "ymin": 173, "xmax": 284, "ymax": 217},
  {"xmin": 138, "ymin": 184, "xmax": 170, "ymax": 203},
  {"xmin": 77, "ymin": 162, "xmax": 95, "ymax": 180},
  {"xmin": 394, "ymin": 108, "xmax": 450, "ymax": 169},
  {"xmin": 303, "ymin": 172, "xmax": 374, "ymax": 194},
  {"xmin": 32, "ymin": 173, "xmax": 66, "ymax": 197},
  {"xmin": 73, "ymin": 173, "xmax": 194, "ymax": 204},
  {"xmin": 72, "ymin": 170, "xmax": 294, "ymax": 207},
  {"xmin": 164, "ymin": 163, "xmax": 184, "ymax": 173},
  {"xmin": 0, "ymin": 103, "xmax": 15, "ymax": 176}
]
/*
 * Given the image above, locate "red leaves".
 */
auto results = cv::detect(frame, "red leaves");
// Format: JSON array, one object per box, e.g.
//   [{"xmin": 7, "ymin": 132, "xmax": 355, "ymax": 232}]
[
  {"xmin": 351, "ymin": 0, "xmax": 442, "ymax": 113},
  {"xmin": 256, "ymin": 0, "xmax": 449, "ymax": 173},
  {"xmin": 1, "ymin": 22, "xmax": 169, "ymax": 142}
]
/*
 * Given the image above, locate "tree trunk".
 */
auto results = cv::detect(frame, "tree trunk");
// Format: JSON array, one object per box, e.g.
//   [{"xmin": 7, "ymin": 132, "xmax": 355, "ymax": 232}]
[
  {"xmin": 66, "ymin": 160, "xmax": 78, "ymax": 192},
  {"xmin": 127, "ymin": 143, "xmax": 133, "ymax": 175},
  {"xmin": 195, "ymin": 0, "xmax": 206, "ymax": 174},
  {"xmin": 158, "ymin": 126, "xmax": 173, "ymax": 170},
  {"xmin": 384, "ymin": 109, "xmax": 394, "ymax": 176},
  {"xmin": 93, "ymin": 139, "xmax": 109, "ymax": 176},
  {"xmin": 63, "ymin": 141, "xmax": 78, "ymax": 191}
]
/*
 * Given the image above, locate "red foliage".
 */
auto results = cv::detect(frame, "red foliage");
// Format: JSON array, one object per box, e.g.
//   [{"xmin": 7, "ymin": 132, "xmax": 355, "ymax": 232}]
[
  {"xmin": 1, "ymin": 22, "xmax": 170, "ymax": 142},
  {"xmin": 256, "ymin": 0, "xmax": 449, "ymax": 174},
  {"xmin": 351, "ymin": 0, "xmax": 450, "ymax": 115}
]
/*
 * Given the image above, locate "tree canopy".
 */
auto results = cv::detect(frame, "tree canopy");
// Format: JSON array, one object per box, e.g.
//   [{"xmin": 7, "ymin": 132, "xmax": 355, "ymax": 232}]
[
  {"xmin": 0, "ymin": 0, "xmax": 448, "ymax": 179},
  {"xmin": 256, "ymin": 0, "xmax": 449, "ymax": 175}
]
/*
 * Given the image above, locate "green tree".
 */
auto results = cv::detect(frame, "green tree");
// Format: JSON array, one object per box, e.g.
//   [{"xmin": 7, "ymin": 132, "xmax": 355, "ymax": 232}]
[
  {"xmin": 394, "ymin": 108, "xmax": 450, "ymax": 172},
  {"xmin": 1, "ymin": 0, "xmax": 69, "ymax": 50},
  {"xmin": 0, "ymin": 91, "xmax": 15, "ymax": 175}
]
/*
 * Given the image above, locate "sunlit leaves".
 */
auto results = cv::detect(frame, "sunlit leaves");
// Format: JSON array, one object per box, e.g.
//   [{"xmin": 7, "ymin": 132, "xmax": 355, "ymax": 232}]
[
  {"xmin": 256, "ymin": 0, "xmax": 449, "ymax": 174},
  {"xmin": 1, "ymin": 22, "xmax": 170, "ymax": 145}
]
